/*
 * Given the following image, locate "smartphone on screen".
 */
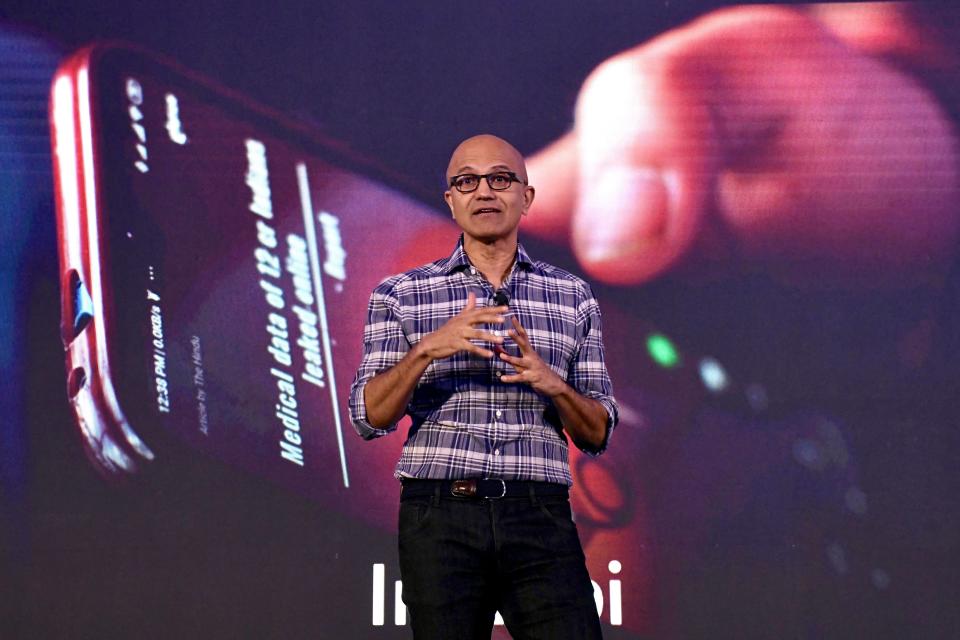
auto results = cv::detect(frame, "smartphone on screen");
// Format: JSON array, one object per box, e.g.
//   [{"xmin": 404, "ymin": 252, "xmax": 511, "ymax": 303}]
[
  {"xmin": 49, "ymin": 43, "xmax": 463, "ymax": 522},
  {"xmin": 45, "ymin": 41, "xmax": 806, "ymax": 500}
]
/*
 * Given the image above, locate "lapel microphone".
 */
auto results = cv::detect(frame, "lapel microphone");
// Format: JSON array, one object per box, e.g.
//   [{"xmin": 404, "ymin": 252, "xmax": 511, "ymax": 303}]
[{"xmin": 493, "ymin": 289, "xmax": 510, "ymax": 307}]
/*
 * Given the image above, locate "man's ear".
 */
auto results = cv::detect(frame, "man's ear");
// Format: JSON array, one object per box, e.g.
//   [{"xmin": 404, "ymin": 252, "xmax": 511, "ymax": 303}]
[
  {"xmin": 522, "ymin": 185, "xmax": 536, "ymax": 215},
  {"xmin": 443, "ymin": 190, "xmax": 456, "ymax": 218}
]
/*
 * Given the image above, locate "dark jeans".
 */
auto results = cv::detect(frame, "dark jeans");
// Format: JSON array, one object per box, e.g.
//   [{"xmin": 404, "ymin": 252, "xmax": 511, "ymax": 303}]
[{"xmin": 398, "ymin": 483, "xmax": 602, "ymax": 640}]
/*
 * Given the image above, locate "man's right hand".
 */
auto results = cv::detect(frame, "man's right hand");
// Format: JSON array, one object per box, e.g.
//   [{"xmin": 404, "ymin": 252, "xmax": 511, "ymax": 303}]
[{"xmin": 416, "ymin": 292, "xmax": 507, "ymax": 361}]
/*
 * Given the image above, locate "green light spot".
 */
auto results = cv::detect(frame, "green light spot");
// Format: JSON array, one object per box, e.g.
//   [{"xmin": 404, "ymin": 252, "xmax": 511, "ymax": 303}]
[{"xmin": 647, "ymin": 333, "xmax": 680, "ymax": 368}]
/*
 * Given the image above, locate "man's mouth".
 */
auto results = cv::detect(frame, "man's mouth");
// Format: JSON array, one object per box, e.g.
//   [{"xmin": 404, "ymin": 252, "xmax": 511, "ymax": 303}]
[{"xmin": 474, "ymin": 207, "xmax": 501, "ymax": 215}]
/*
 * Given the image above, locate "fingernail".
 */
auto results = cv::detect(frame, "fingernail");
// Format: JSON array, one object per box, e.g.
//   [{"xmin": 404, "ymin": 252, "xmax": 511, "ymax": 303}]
[{"xmin": 576, "ymin": 166, "xmax": 673, "ymax": 263}]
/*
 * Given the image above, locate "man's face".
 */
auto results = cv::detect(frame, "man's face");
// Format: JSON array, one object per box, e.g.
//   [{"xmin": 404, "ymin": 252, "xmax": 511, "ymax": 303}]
[{"xmin": 444, "ymin": 136, "xmax": 535, "ymax": 244}]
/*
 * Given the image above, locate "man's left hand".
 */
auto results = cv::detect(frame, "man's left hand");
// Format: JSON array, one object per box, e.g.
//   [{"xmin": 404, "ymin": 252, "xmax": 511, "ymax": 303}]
[{"xmin": 499, "ymin": 317, "xmax": 567, "ymax": 397}]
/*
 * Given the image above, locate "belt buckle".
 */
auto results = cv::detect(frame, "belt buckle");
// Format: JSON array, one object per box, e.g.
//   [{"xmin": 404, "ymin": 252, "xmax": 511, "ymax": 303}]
[
  {"xmin": 451, "ymin": 479, "xmax": 477, "ymax": 498},
  {"xmin": 486, "ymin": 479, "xmax": 506, "ymax": 500}
]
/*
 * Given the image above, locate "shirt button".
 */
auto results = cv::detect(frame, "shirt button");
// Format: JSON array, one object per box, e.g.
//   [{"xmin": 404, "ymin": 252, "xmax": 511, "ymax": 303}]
[
  {"xmin": 493, "ymin": 449, "xmax": 500, "ymax": 456},
  {"xmin": 470, "ymin": 267, "xmax": 476, "ymax": 275},
  {"xmin": 495, "ymin": 371, "xmax": 502, "ymax": 377},
  {"xmin": 495, "ymin": 410, "xmax": 502, "ymax": 418}
]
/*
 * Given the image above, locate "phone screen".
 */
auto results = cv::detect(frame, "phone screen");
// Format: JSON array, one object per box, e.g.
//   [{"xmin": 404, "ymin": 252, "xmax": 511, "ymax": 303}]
[{"xmin": 60, "ymin": 47, "xmax": 459, "ymax": 520}]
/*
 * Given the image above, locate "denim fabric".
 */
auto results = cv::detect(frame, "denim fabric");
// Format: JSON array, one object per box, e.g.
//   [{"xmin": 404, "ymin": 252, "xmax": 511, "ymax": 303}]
[{"xmin": 398, "ymin": 487, "xmax": 602, "ymax": 640}]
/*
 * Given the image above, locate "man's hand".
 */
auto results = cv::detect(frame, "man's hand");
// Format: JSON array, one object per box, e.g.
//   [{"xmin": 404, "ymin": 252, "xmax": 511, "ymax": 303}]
[
  {"xmin": 526, "ymin": 5, "xmax": 960, "ymax": 288},
  {"xmin": 499, "ymin": 316, "xmax": 567, "ymax": 397},
  {"xmin": 418, "ymin": 292, "xmax": 507, "ymax": 360},
  {"xmin": 361, "ymin": 292, "xmax": 507, "ymax": 429},
  {"xmin": 499, "ymin": 316, "xmax": 609, "ymax": 451}
]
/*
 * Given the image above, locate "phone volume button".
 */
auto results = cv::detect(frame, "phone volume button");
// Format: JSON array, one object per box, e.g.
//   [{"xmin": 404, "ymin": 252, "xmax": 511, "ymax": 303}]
[{"xmin": 64, "ymin": 269, "xmax": 94, "ymax": 344}]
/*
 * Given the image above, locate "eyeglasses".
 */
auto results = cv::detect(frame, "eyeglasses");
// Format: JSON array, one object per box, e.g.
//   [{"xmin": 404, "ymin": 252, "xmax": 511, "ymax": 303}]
[{"xmin": 449, "ymin": 171, "xmax": 526, "ymax": 193}]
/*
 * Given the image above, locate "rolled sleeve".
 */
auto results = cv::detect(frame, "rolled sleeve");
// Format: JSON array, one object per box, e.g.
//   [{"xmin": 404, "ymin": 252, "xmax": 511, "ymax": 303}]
[
  {"xmin": 348, "ymin": 279, "xmax": 410, "ymax": 440},
  {"xmin": 568, "ymin": 285, "xmax": 619, "ymax": 455}
]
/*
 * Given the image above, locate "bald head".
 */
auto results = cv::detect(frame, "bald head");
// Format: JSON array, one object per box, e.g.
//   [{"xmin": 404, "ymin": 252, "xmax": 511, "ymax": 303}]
[
  {"xmin": 443, "ymin": 134, "xmax": 535, "ymax": 245},
  {"xmin": 446, "ymin": 134, "xmax": 528, "ymax": 184}
]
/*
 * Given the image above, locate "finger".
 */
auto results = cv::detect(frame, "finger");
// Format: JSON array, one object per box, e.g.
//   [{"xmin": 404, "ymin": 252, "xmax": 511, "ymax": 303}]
[
  {"xmin": 527, "ymin": 23, "xmax": 716, "ymax": 285},
  {"xmin": 465, "ymin": 312, "xmax": 507, "ymax": 326},
  {"xmin": 498, "ymin": 351, "xmax": 524, "ymax": 366},
  {"xmin": 499, "ymin": 373, "xmax": 525, "ymax": 384},
  {"xmin": 472, "ymin": 329, "xmax": 504, "ymax": 343},
  {"xmin": 510, "ymin": 316, "xmax": 527, "ymax": 335},
  {"xmin": 465, "ymin": 343, "xmax": 494, "ymax": 358},
  {"xmin": 531, "ymin": 6, "xmax": 959, "ymax": 287},
  {"xmin": 507, "ymin": 330, "xmax": 530, "ymax": 356},
  {"xmin": 524, "ymin": 133, "xmax": 579, "ymax": 242},
  {"xmin": 465, "ymin": 305, "xmax": 509, "ymax": 320},
  {"xmin": 563, "ymin": 17, "xmax": 721, "ymax": 286},
  {"xmin": 460, "ymin": 291, "xmax": 477, "ymax": 313},
  {"xmin": 509, "ymin": 317, "xmax": 530, "ymax": 347}
]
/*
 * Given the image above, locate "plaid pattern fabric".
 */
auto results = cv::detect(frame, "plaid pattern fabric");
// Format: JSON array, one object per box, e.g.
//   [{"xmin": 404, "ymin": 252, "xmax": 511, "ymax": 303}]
[{"xmin": 348, "ymin": 236, "xmax": 618, "ymax": 485}]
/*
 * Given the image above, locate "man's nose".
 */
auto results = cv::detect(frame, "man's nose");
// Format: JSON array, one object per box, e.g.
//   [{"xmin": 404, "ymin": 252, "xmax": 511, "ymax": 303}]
[{"xmin": 475, "ymin": 178, "xmax": 496, "ymax": 197}]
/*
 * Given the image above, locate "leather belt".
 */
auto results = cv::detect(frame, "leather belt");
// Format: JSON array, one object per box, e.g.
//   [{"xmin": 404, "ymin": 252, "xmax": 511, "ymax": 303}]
[{"xmin": 400, "ymin": 478, "xmax": 568, "ymax": 500}]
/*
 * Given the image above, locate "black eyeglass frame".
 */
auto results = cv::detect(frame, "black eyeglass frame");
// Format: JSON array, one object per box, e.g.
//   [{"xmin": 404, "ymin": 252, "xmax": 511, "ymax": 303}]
[{"xmin": 448, "ymin": 171, "xmax": 527, "ymax": 193}]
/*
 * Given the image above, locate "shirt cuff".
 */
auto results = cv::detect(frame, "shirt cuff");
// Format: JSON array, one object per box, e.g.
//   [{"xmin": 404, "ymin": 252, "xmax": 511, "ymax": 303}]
[
  {"xmin": 577, "ymin": 392, "xmax": 619, "ymax": 456},
  {"xmin": 349, "ymin": 378, "xmax": 397, "ymax": 440}
]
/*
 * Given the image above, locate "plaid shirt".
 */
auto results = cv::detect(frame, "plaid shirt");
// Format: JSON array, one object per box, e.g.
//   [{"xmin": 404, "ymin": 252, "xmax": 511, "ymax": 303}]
[{"xmin": 348, "ymin": 237, "xmax": 618, "ymax": 485}]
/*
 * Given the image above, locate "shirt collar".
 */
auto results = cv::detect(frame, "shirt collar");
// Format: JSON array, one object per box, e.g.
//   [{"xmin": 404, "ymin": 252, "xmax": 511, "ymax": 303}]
[{"xmin": 441, "ymin": 234, "xmax": 539, "ymax": 275}]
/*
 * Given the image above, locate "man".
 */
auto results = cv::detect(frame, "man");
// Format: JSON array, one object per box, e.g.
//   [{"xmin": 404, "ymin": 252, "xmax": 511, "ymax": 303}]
[{"xmin": 349, "ymin": 134, "xmax": 618, "ymax": 639}]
